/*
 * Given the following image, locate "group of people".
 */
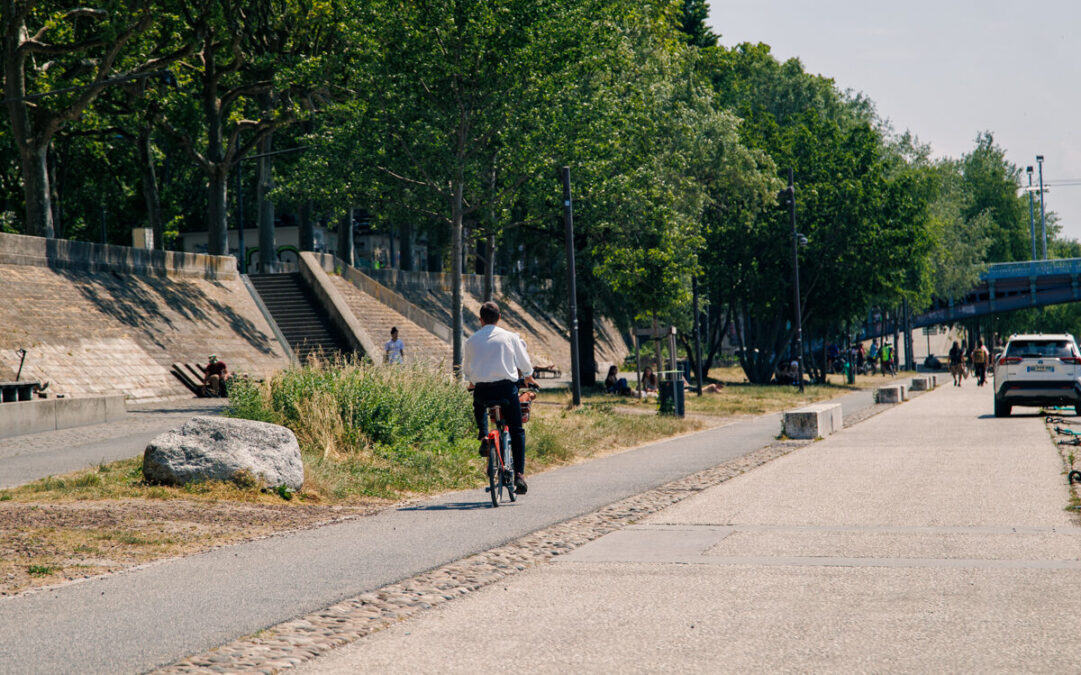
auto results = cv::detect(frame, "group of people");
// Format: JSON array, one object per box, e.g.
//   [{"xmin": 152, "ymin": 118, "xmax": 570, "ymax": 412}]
[
  {"xmin": 948, "ymin": 339, "xmax": 991, "ymax": 387},
  {"xmin": 605, "ymin": 364, "xmax": 723, "ymax": 396}
]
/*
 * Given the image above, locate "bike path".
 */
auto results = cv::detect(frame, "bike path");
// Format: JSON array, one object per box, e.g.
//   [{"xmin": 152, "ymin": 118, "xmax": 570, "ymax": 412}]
[{"xmin": 0, "ymin": 389, "xmax": 874, "ymax": 674}]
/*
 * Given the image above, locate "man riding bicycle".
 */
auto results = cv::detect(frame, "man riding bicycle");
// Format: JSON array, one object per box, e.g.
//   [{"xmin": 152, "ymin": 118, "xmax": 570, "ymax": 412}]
[{"xmin": 463, "ymin": 301, "xmax": 538, "ymax": 495}]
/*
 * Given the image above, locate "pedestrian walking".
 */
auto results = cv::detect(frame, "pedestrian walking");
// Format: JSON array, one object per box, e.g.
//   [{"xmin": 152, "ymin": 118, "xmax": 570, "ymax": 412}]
[
  {"xmin": 385, "ymin": 327, "xmax": 405, "ymax": 364},
  {"xmin": 880, "ymin": 342, "xmax": 894, "ymax": 376},
  {"xmin": 949, "ymin": 340, "xmax": 964, "ymax": 386},
  {"xmin": 972, "ymin": 339, "xmax": 990, "ymax": 386}
]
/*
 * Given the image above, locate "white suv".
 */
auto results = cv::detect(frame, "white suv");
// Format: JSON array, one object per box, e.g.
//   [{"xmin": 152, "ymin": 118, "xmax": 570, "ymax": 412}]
[{"xmin": 993, "ymin": 333, "xmax": 1081, "ymax": 417}]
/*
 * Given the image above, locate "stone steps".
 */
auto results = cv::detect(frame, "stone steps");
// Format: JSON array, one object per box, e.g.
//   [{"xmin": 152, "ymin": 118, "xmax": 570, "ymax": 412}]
[
  {"xmin": 248, "ymin": 273, "xmax": 351, "ymax": 364},
  {"xmin": 328, "ymin": 276, "xmax": 451, "ymax": 368}
]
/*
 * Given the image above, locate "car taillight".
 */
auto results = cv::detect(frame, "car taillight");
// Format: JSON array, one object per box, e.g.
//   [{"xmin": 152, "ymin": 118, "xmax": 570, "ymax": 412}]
[
  {"xmin": 1061, "ymin": 357, "xmax": 1081, "ymax": 365},
  {"xmin": 998, "ymin": 356, "xmax": 1022, "ymax": 366}
]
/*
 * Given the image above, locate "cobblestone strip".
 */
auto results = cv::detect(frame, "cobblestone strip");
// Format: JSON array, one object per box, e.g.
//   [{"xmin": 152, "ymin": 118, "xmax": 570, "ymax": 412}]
[
  {"xmin": 155, "ymin": 440, "xmax": 810, "ymax": 674},
  {"xmin": 157, "ymin": 402, "xmax": 892, "ymax": 674}
]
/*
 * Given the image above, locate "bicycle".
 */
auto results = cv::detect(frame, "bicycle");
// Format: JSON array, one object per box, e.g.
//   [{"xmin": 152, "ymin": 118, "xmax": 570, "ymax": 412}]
[{"xmin": 480, "ymin": 381, "xmax": 538, "ymax": 508}]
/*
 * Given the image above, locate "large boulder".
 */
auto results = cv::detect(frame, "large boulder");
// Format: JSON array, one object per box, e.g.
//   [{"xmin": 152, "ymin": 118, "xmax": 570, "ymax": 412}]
[{"xmin": 143, "ymin": 416, "xmax": 303, "ymax": 490}]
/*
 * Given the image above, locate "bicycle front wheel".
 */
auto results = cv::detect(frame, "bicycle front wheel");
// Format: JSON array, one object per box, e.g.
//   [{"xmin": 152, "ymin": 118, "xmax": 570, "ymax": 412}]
[{"xmin": 487, "ymin": 438, "xmax": 499, "ymax": 508}]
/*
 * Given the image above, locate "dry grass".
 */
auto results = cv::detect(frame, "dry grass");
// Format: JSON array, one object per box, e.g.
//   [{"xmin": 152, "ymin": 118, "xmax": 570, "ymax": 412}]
[{"xmin": 0, "ymin": 498, "xmax": 375, "ymax": 596}]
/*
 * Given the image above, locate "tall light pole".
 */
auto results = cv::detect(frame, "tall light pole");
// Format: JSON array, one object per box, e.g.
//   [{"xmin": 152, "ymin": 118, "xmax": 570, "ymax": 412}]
[
  {"xmin": 780, "ymin": 169, "xmax": 805, "ymax": 393},
  {"xmin": 561, "ymin": 167, "xmax": 582, "ymax": 407},
  {"xmin": 1037, "ymin": 155, "xmax": 1047, "ymax": 259},
  {"xmin": 1027, "ymin": 166, "xmax": 1037, "ymax": 260}
]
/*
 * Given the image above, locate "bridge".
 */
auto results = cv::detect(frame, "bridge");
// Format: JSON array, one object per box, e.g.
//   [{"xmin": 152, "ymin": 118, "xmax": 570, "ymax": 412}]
[{"xmin": 913, "ymin": 257, "xmax": 1081, "ymax": 328}]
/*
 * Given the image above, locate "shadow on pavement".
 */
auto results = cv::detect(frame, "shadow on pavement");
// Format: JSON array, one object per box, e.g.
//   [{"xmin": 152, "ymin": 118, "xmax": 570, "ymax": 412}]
[{"xmin": 398, "ymin": 501, "xmax": 509, "ymax": 512}]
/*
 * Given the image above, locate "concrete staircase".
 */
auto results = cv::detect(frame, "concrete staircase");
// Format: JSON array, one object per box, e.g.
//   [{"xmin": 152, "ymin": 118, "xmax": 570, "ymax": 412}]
[
  {"xmin": 248, "ymin": 273, "xmax": 351, "ymax": 363},
  {"xmin": 329, "ymin": 276, "xmax": 451, "ymax": 367}
]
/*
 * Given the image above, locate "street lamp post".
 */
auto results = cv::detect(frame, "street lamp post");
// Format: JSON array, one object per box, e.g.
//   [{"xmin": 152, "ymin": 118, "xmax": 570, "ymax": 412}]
[
  {"xmin": 1037, "ymin": 155, "xmax": 1047, "ymax": 260},
  {"xmin": 781, "ymin": 168, "xmax": 805, "ymax": 393},
  {"xmin": 1027, "ymin": 166, "xmax": 1037, "ymax": 261}
]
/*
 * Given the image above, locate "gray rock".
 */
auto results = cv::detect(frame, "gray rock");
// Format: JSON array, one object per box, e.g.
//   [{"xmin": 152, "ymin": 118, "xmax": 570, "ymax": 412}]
[{"xmin": 143, "ymin": 416, "xmax": 304, "ymax": 490}]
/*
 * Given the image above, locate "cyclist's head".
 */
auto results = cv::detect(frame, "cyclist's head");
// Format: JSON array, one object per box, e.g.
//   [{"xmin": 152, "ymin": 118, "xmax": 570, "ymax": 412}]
[{"xmin": 479, "ymin": 301, "xmax": 501, "ymax": 325}]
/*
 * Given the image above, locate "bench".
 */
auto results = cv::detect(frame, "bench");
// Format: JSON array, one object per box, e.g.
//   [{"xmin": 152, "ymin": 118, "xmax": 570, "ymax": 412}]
[
  {"xmin": 0, "ymin": 381, "xmax": 42, "ymax": 403},
  {"xmin": 533, "ymin": 365, "xmax": 562, "ymax": 379},
  {"xmin": 783, "ymin": 403, "xmax": 843, "ymax": 439},
  {"xmin": 170, "ymin": 363, "xmax": 227, "ymax": 398}
]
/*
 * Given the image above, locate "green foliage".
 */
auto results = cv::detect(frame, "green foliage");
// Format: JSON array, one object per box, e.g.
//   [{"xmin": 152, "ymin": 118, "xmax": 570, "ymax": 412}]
[
  {"xmin": 676, "ymin": 0, "xmax": 719, "ymax": 48},
  {"xmin": 224, "ymin": 359, "xmax": 477, "ymax": 498}
]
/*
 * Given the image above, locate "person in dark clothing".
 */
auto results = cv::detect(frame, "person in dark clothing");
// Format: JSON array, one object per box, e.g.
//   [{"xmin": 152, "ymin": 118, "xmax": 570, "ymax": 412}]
[
  {"xmin": 948, "ymin": 341, "xmax": 964, "ymax": 387},
  {"xmin": 203, "ymin": 355, "xmax": 229, "ymax": 397},
  {"xmin": 605, "ymin": 365, "xmax": 631, "ymax": 395}
]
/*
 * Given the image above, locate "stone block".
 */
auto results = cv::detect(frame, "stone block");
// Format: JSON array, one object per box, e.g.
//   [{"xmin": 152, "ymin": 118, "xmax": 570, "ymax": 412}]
[
  {"xmin": 875, "ymin": 385, "xmax": 904, "ymax": 403},
  {"xmin": 910, "ymin": 376, "xmax": 932, "ymax": 392},
  {"xmin": 783, "ymin": 403, "xmax": 844, "ymax": 440}
]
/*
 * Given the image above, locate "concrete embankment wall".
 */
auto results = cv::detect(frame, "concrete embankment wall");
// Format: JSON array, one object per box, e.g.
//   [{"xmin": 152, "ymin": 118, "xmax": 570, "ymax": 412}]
[
  {"xmin": 366, "ymin": 268, "xmax": 629, "ymax": 374},
  {"xmin": 0, "ymin": 233, "xmax": 289, "ymax": 402}
]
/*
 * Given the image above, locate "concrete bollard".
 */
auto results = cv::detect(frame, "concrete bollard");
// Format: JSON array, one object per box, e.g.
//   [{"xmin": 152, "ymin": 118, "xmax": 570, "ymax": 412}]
[
  {"xmin": 783, "ymin": 403, "xmax": 844, "ymax": 439},
  {"xmin": 910, "ymin": 376, "xmax": 932, "ymax": 392},
  {"xmin": 875, "ymin": 385, "xmax": 905, "ymax": 403}
]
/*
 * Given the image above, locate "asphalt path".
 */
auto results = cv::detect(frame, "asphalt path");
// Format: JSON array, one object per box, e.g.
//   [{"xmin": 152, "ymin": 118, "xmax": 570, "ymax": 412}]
[
  {"xmin": 0, "ymin": 400, "xmax": 225, "ymax": 489},
  {"xmin": 0, "ymin": 389, "xmax": 874, "ymax": 674}
]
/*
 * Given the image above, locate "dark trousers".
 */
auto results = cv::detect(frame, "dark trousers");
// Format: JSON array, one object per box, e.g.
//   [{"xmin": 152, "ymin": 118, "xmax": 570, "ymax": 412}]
[{"xmin": 473, "ymin": 380, "xmax": 526, "ymax": 475}]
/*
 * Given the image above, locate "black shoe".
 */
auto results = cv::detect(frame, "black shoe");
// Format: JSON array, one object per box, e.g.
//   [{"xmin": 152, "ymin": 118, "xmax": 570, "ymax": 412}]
[
  {"xmin": 514, "ymin": 474, "xmax": 528, "ymax": 494},
  {"xmin": 478, "ymin": 440, "xmax": 489, "ymax": 457}
]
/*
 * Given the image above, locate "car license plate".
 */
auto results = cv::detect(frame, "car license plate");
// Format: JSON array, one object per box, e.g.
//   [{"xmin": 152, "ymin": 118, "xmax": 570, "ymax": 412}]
[{"xmin": 1027, "ymin": 365, "xmax": 1054, "ymax": 372}]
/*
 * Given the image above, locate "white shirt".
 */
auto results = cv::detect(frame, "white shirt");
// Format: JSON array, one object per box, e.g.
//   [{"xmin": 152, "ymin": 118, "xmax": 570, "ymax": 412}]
[
  {"xmin": 463, "ymin": 324, "xmax": 533, "ymax": 383},
  {"xmin": 385, "ymin": 338, "xmax": 404, "ymax": 364}
]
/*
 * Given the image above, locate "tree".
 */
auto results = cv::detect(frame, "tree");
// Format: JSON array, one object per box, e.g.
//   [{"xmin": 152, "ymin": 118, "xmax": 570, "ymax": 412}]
[
  {"xmin": 1, "ymin": 0, "xmax": 186, "ymax": 237},
  {"xmin": 959, "ymin": 132, "xmax": 1029, "ymax": 263},
  {"xmin": 700, "ymin": 44, "xmax": 934, "ymax": 382},
  {"xmin": 301, "ymin": 0, "xmax": 666, "ymax": 374},
  {"xmin": 155, "ymin": 0, "xmax": 338, "ymax": 257},
  {"xmin": 677, "ymin": 0, "xmax": 718, "ymax": 48}
]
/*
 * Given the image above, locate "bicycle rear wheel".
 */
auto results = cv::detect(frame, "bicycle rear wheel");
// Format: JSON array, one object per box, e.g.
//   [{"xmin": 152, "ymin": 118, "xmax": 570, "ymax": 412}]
[
  {"xmin": 487, "ymin": 438, "xmax": 499, "ymax": 508},
  {"xmin": 502, "ymin": 429, "xmax": 516, "ymax": 502}
]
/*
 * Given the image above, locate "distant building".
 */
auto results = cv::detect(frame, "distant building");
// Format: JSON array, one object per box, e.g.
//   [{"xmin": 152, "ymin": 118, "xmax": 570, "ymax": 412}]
[{"xmin": 178, "ymin": 225, "xmax": 428, "ymax": 272}]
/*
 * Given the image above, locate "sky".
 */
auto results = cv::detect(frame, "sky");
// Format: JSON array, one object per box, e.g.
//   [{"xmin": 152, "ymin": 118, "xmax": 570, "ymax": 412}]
[{"xmin": 707, "ymin": 0, "xmax": 1081, "ymax": 247}]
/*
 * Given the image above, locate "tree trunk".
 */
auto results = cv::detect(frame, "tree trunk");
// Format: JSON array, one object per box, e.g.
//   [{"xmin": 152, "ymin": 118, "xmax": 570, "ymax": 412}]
[
  {"xmin": 299, "ymin": 200, "xmax": 314, "ymax": 251},
  {"xmin": 399, "ymin": 220, "xmax": 414, "ymax": 271},
  {"xmin": 207, "ymin": 166, "xmax": 229, "ymax": 256},
  {"xmin": 451, "ymin": 182, "xmax": 464, "ymax": 376},
  {"xmin": 339, "ymin": 209, "xmax": 354, "ymax": 266},
  {"xmin": 47, "ymin": 144, "xmax": 62, "ymax": 238},
  {"xmin": 256, "ymin": 130, "xmax": 276, "ymax": 272},
  {"xmin": 484, "ymin": 232, "xmax": 496, "ymax": 301},
  {"xmin": 137, "ymin": 126, "xmax": 163, "ymax": 250},
  {"xmin": 578, "ymin": 295, "xmax": 597, "ymax": 386},
  {"xmin": 18, "ymin": 143, "xmax": 54, "ymax": 238}
]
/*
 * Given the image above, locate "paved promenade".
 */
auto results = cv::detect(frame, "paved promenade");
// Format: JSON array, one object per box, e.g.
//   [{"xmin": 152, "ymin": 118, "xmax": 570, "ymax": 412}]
[{"xmin": 301, "ymin": 383, "xmax": 1081, "ymax": 673}]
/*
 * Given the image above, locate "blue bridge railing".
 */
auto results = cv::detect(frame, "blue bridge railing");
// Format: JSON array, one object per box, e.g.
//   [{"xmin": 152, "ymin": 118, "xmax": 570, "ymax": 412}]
[{"xmin": 982, "ymin": 258, "xmax": 1081, "ymax": 281}]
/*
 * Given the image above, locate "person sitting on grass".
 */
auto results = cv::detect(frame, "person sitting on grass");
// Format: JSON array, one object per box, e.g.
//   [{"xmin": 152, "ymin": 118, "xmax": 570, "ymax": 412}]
[
  {"xmin": 605, "ymin": 365, "xmax": 632, "ymax": 395},
  {"xmin": 641, "ymin": 366, "xmax": 659, "ymax": 393}
]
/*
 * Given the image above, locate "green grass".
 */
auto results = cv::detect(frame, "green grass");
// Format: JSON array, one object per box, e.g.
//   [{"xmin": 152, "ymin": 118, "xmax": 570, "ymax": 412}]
[
  {"xmin": 540, "ymin": 365, "xmax": 883, "ymax": 418},
  {"xmin": 1, "ymin": 359, "xmax": 705, "ymax": 505}
]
